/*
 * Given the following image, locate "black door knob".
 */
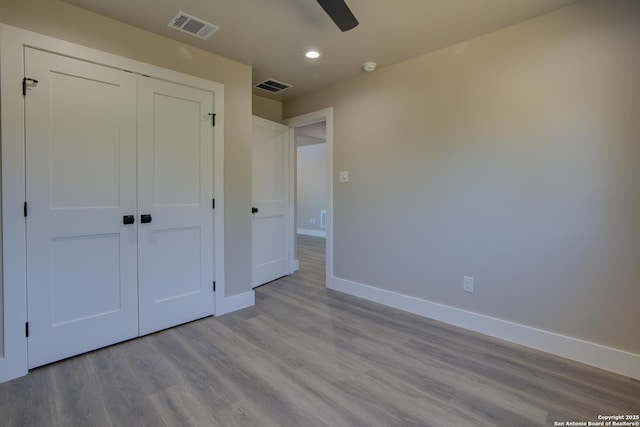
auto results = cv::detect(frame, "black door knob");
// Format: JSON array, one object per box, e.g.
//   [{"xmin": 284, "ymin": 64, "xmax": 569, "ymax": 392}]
[
  {"xmin": 140, "ymin": 214, "xmax": 152, "ymax": 224},
  {"xmin": 123, "ymin": 215, "xmax": 135, "ymax": 225},
  {"xmin": 251, "ymin": 207, "xmax": 259, "ymax": 214}
]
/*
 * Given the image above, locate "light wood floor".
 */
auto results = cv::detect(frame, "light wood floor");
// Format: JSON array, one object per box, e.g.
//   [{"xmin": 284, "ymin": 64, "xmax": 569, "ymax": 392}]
[{"xmin": 1, "ymin": 234, "xmax": 638, "ymax": 426}]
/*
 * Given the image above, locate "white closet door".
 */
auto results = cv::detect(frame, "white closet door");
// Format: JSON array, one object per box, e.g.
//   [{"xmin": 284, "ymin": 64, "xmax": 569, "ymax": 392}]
[
  {"xmin": 137, "ymin": 77, "xmax": 215, "ymax": 335},
  {"xmin": 252, "ymin": 117, "xmax": 290, "ymax": 287},
  {"xmin": 25, "ymin": 48, "xmax": 139, "ymax": 368}
]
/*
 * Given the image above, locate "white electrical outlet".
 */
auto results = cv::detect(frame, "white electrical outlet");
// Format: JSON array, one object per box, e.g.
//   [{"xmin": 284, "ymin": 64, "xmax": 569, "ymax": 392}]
[
  {"xmin": 339, "ymin": 171, "xmax": 349, "ymax": 183},
  {"xmin": 463, "ymin": 276, "xmax": 474, "ymax": 293}
]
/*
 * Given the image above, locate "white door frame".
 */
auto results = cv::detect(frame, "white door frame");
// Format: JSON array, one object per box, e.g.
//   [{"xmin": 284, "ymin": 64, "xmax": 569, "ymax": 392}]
[
  {"xmin": 284, "ymin": 108, "xmax": 334, "ymax": 286},
  {"xmin": 0, "ymin": 24, "xmax": 225, "ymax": 383}
]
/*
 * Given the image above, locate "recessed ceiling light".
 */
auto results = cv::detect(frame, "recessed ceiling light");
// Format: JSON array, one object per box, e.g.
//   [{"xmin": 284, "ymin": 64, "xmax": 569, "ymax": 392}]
[{"xmin": 305, "ymin": 50, "xmax": 321, "ymax": 59}]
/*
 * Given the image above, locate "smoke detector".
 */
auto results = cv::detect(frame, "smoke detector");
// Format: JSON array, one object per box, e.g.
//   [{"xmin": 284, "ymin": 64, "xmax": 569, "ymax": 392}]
[{"xmin": 362, "ymin": 62, "xmax": 377, "ymax": 73}]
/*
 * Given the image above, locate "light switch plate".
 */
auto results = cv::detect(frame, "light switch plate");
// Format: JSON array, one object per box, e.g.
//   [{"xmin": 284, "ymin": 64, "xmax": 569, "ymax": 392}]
[
  {"xmin": 339, "ymin": 171, "xmax": 349, "ymax": 183},
  {"xmin": 463, "ymin": 276, "xmax": 474, "ymax": 293}
]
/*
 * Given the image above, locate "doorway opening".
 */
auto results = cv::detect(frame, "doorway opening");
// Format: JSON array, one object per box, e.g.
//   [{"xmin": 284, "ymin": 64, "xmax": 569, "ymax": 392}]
[
  {"xmin": 295, "ymin": 123, "xmax": 327, "ymax": 285},
  {"xmin": 285, "ymin": 108, "xmax": 334, "ymax": 288}
]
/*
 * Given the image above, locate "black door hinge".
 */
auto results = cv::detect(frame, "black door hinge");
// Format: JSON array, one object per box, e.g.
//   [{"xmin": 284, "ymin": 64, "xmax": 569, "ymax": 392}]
[
  {"xmin": 213, "ymin": 281, "xmax": 216, "ymax": 292},
  {"xmin": 22, "ymin": 77, "xmax": 38, "ymax": 96},
  {"xmin": 212, "ymin": 198, "xmax": 215, "ymax": 209},
  {"xmin": 24, "ymin": 202, "xmax": 28, "ymax": 217},
  {"xmin": 25, "ymin": 322, "xmax": 29, "ymax": 338},
  {"xmin": 208, "ymin": 113, "xmax": 216, "ymax": 127}
]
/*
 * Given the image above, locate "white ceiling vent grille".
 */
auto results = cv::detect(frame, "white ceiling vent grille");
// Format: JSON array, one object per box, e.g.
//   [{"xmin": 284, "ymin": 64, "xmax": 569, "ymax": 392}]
[
  {"xmin": 255, "ymin": 79, "xmax": 292, "ymax": 93},
  {"xmin": 168, "ymin": 11, "xmax": 219, "ymax": 40}
]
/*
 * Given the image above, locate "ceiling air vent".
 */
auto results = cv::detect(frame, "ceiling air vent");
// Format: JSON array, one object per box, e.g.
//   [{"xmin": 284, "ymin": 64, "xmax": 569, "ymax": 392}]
[
  {"xmin": 168, "ymin": 11, "xmax": 219, "ymax": 40},
  {"xmin": 255, "ymin": 79, "xmax": 292, "ymax": 94}
]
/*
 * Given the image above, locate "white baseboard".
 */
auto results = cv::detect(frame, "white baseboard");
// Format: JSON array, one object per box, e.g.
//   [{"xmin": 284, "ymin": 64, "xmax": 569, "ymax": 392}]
[
  {"xmin": 297, "ymin": 228, "xmax": 326, "ymax": 238},
  {"xmin": 328, "ymin": 276, "xmax": 640, "ymax": 380},
  {"xmin": 291, "ymin": 259, "xmax": 300, "ymax": 273},
  {"xmin": 216, "ymin": 291, "xmax": 255, "ymax": 316}
]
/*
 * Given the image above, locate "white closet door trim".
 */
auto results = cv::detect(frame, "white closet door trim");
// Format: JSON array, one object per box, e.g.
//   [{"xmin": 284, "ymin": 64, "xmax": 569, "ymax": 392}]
[
  {"xmin": 0, "ymin": 24, "xmax": 225, "ymax": 383},
  {"xmin": 0, "ymin": 25, "xmax": 29, "ymax": 383}
]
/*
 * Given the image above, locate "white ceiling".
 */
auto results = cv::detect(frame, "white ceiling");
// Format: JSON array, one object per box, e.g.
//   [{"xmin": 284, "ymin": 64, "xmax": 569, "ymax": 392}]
[{"xmin": 62, "ymin": 0, "xmax": 581, "ymax": 100}]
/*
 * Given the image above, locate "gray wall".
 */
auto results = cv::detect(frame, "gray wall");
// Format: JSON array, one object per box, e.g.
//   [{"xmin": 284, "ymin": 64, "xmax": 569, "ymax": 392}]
[
  {"xmin": 284, "ymin": 0, "xmax": 640, "ymax": 354},
  {"xmin": 0, "ymin": 124, "xmax": 2, "ymax": 356},
  {"xmin": 253, "ymin": 95, "xmax": 283, "ymax": 122},
  {"xmin": 297, "ymin": 141, "xmax": 327, "ymax": 233}
]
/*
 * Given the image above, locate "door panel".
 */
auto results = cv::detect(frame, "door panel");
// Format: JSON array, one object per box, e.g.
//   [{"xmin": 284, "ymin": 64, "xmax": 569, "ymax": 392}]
[
  {"xmin": 252, "ymin": 117, "xmax": 290, "ymax": 287},
  {"xmin": 137, "ymin": 77, "xmax": 214, "ymax": 335},
  {"xmin": 25, "ymin": 48, "xmax": 138, "ymax": 368},
  {"xmin": 48, "ymin": 71, "xmax": 121, "ymax": 208},
  {"xmin": 50, "ymin": 234, "xmax": 122, "ymax": 325},
  {"xmin": 151, "ymin": 94, "xmax": 202, "ymax": 206}
]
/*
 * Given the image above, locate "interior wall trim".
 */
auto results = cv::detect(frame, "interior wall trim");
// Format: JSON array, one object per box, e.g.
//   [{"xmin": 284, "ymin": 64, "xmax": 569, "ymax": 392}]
[{"xmin": 328, "ymin": 276, "xmax": 640, "ymax": 380}]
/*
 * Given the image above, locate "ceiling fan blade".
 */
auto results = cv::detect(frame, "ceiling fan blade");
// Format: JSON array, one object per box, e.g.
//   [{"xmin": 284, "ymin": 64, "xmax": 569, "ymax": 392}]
[{"xmin": 315, "ymin": 0, "xmax": 359, "ymax": 32}]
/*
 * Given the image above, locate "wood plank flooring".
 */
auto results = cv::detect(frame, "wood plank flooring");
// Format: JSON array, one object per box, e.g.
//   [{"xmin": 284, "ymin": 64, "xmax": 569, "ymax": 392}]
[{"xmin": 1, "ymin": 234, "xmax": 638, "ymax": 426}]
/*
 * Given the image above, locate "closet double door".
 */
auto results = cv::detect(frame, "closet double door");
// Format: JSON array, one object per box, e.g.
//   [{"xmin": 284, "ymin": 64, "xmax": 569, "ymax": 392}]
[{"xmin": 25, "ymin": 48, "xmax": 215, "ymax": 368}]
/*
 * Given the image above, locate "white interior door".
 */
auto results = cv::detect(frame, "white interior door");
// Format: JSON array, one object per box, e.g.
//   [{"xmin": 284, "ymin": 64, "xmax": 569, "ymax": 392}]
[
  {"xmin": 252, "ymin": 116, "xmax": 290, "ymax": 287},
  {"xmin": 25, "ymin": 48, "xmax": 139, "ymax": 368},
  {"xmin": 137, "ymin": 77, "xmax": 215, "ymax": 335},
  {"xmin": 25, "ymin": 49, "xmax": 216, "ymax": 366}
]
